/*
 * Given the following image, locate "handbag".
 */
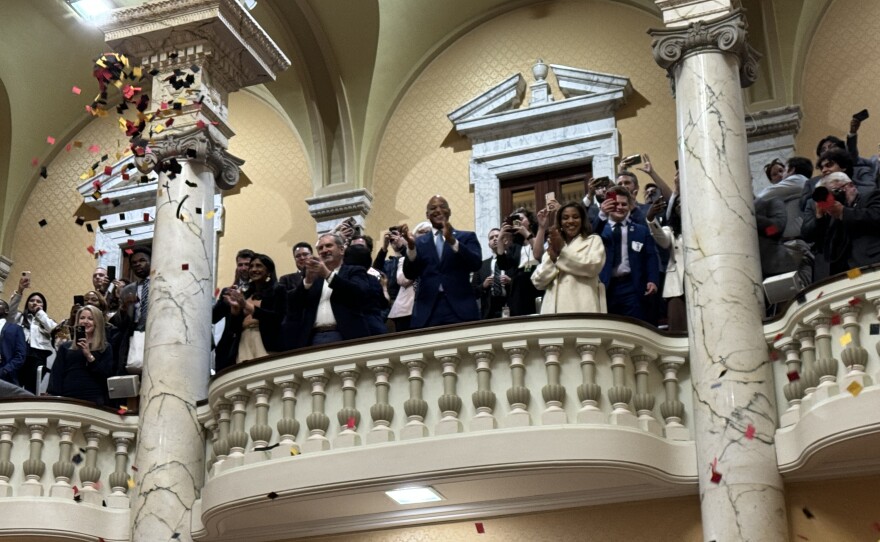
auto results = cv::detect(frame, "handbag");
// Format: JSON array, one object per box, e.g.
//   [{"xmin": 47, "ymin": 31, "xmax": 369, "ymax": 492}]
[{"xmin": 126, "ymin": 330, "xmax": 145, "ymax": 374}]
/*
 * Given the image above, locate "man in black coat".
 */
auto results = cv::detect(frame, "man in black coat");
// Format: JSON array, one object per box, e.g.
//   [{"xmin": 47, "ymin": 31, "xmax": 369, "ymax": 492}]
[
  {"xmin": 0, "ymin": 300, "xmax": 27, "ymax": 389},
  {"xmin": 472, "ymin": 227, "xmax": 509, "ymax": 319}
]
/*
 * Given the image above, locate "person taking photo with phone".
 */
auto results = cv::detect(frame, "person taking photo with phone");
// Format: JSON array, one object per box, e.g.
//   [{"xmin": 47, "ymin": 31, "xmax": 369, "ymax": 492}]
[
  {"xmin": 47, "ymin": 305, "xmax": 114, "ymax": 406},
  {"xmin": 7, "ymin": 273, "xmax": 58, "ymax": 394}
]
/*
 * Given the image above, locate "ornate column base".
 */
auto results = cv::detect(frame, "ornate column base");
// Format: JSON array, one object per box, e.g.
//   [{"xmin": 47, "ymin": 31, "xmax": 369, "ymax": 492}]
[
  {"xmin": 541, "ymin": 406, "xmax": 567, "ymax": 426},
  {"xmin": 334, "ymin": 429, "xmax": 362, "ymax": 448},
  {"xmin": 401, "ymin": 421, "xmax": 429, "ymax": 440},
  {"xmin": 49, "ymin": 482, "xmax": 74, "ymax": 499},
  {"xmin": 638, "ymin": 413, "xmax": 663, "ymax": 436},
  {"xmin": 470, "ymin": 412, "xmax": 498, "ymax": 432},
  {"xmin": 435, "ymin": 417, "xmax": 463, "ymax": 436},
  {"xmin": 79, "ymin": 485, "xmax": 103, "ymax": 506},
  {"xmin": 609, "ymin": 408, "xmax": 638, "ymax": 429},
  {"xmin": 577, "ymin": 406, "xmax": 606, "ymax": 425},
  {"xmin": 367, "ymin": 425, "xmax": 395, "ymax": 444},
  {"xmin": 505, "ymin": 409, "xmax": 531, "ymax": 428},
  {"xmin": 302, "ymin": 435, "xmax": 331, "ymax": 454},
  {"xmin": 18, "ymin": 480, "xmax": 43, "ymax": 498},
  {"xmin": 271, "ymin": 442, "xmax": 300, "ymax": 460},
  {"xmin": 779, "ymin": 403, "xmax": 801, "ymax": 428},
  {"xmin": 664, "ymin": 420, "xmax": 690, "ymax": 441}
]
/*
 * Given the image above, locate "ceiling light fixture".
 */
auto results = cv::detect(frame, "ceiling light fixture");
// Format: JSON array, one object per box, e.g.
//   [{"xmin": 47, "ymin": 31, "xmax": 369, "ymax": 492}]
[
  {"xmin": 65, "ymin": 0, "xmax": 114, "ymax": 21},
  {"xmin": 385, "ymin": 487, "xmax": 444, "ymax": 505}
]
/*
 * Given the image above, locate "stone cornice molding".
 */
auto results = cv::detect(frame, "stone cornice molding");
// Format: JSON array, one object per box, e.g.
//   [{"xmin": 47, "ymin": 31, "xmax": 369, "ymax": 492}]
[
  {"xmin": 649, "ymin": 9, "xmax": 761, "ymax": 90},
  {"xmin": 100, "ymin": 0, "xmax": 290, "ymax": 94},
  {"xmin": 135, "ymin": 128, "xmax": 244, "ymax": 190},
  {"xmin": 745, "ymin": 105, "xmax": 803, "ymax": 140}
]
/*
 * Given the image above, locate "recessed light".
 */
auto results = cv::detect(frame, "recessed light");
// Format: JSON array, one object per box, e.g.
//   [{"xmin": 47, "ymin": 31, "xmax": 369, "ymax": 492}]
[{"xmin": 385, "ymin": 487, "xmax": 444, "ymax": 505}]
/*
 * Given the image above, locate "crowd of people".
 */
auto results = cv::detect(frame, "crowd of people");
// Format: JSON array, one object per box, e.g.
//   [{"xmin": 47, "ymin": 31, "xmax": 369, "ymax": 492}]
[{"xmin": 2, "ymin": 115, "xmax": 879, "ymax": 406}]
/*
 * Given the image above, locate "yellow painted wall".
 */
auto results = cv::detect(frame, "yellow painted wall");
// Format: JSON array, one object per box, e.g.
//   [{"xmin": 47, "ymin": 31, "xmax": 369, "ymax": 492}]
[
  {"xmin": 797, "ymin": 0, "xmax": 880, "ymax": 160},
  {"xmin": 366, "ymin": 0, "xmax": 677, "ymax": 240}
]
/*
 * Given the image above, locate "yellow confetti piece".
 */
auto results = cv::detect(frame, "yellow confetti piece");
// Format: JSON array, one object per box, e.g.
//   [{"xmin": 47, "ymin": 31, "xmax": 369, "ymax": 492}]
[
  {"xmin": 132, "ymin": 66, "xmax": 142, "ymax": 78},
  {"xmin": 290, "ymin": 447, "xmax": 299, "ymax": 456},
  {"xmin": 847, "ymin": 268, "xmax": 862, "ymax": 279},
  {"xmin": 840, "ymin": 332, "xmax": 852, "ymax": 347},
  {"xmin": 847, "ymin": 381, "xmax": 863, "ymax": 397},
  {"xmin": 205, "ymin": 210, "xmax": 216, "ymax": 219},
  {"xmin": 113, "ymin": 79, "xmax": 123, "ymax": 89},
  {"xmin": 118, "ymin": 117, "xmax": 128, "ymax": 130},
  {"xmin": 80, "ymin": 172, "xmax": 91, "ymax": 180},
  {"xmin": 127, "ymin": 478, "xmax": 135, "ymax": 489},
  {"xmin": 154, "ymin": 124, "xmax": 165, "ymax": 134}
]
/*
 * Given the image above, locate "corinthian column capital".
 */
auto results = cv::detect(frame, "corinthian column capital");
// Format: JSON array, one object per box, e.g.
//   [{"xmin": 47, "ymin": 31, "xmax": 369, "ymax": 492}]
[{"xmin": 649, "ymin": 9, "xmax": 761, "ymax": 90}]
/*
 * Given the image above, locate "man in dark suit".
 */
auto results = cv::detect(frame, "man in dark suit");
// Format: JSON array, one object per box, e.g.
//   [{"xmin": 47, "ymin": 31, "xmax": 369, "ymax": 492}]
[
  {"xmin": 278, "ymin": 242, "xmax": 312, "ymax": 293},
  {"xmin": 111, "ymin": 246, "xmax": 152, "ymax": 374},
  {"xmin": 802, "ymin": 173, "xmax": 880, "ymax": 277},
  {"xmin": 471, "ymin": 227, "xmax": 509, "ymax": 319},
  {"xmin": 595, "ymin": 186, "xmax": 659, "ymax": 321},
  {"xmin": 291, "ymin": 233, "xmax": 379, "ymax": 347},
  {"xmin": 213, "ymin": 248, "xmax": 254, "ymax": 373},
  {"xmin": 0, "ymin": 300, "xmax": 27, "ymax": 388},
  {"xmin": 402, "ymin": 195, "xmax": 483, "ymax": 328}
]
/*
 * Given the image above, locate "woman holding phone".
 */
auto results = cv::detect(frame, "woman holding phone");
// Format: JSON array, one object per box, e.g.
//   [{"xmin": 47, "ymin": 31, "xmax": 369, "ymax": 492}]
[
  {"xmin": 47, "ymin": 306, "xmax": 115, "ymax": 406},
  {"xmin": 531, "ymin": 201, "xmax": 607, "ymax": 314},
  {"xmin": 8, "ymin": 274, "xmax": 58, "ymax": 394}
]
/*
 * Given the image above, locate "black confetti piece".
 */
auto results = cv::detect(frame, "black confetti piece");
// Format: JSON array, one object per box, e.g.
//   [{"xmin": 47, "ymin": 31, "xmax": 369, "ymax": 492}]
[
  {"xmin": 802, "ymin": 507, "xmax": 814, "ymax": 519},
  {"xmin": 185, "ymin": 180, "xmax": 197, "ymax": 187},
  {"xmin": 267, "ymin": 491, "xmax": 278, "ymax": 499},
  {"xmin": 38, "ymin": 219, "xmax": 48, "ymax": 228}
]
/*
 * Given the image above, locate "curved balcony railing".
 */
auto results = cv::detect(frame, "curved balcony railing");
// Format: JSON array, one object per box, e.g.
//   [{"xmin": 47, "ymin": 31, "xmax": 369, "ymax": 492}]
[
  {"xmin": 0, "ymin": 398, "xmax": 136, "ymax": 541},
  {"xmin": 765, "ymin": 265, "xmax": 880, "ymax": 478}
]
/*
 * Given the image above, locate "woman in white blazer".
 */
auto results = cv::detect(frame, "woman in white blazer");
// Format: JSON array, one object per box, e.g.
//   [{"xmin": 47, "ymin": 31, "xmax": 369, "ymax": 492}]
[
  {"xmin": 531, "ymin": 202, "xmax": 606, "ymax": 314},
  {"xmin": 647, "ymin": 175, "xmax": 687, "ymax": 332},
  {"xmin": 8, "ymin": 275, "xmax": 58, "ymax": 393}
]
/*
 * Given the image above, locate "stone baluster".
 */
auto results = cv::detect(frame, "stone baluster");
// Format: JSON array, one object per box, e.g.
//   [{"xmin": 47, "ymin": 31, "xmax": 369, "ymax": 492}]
[
  {"xmin": 794, "ymin": 326, "xmax": 820, "ymax": 413},
  {"xmin": 106, "ymin": 431, "xmax": 136, "ymax": 509},
  {"xmin": 869, "ymin": 291, "xmax": 880, "ymax": 383},
  {"xmin": 539, "ymin": 339, "xmax": 567, "ymax": 425},
  {"xmin": 503, "ymin": 340, "xmax": 531, "ymax": 427},
  {"xmin": 833, "ymin": 298, "xmax": 872, "ymax": 391},
  {"xmin": 400, "ymin": 353, "xmax": 429, "ymax": 440},
  {"xmin": 245, "ymin": 381, "xmax": 274, "ymax": 464},
  {"xmin": 273, "ymin": 375, "xmax": 301, "ymax": 457},
  {"xmin": 19, "ymin": 418, "xmax": 48, "ymax": 497},
  {"xmin": 366, "ymin": 359, "xmax": 395, "ymax": 444},
  {"xmin": 435, "ymin": 349, "xmax": 464, "ymax": 435},
  {"xmin": 303, "ymin": 369, "xmax": 331, "ymax": 452},
  {"xmin": 79, "ymin": 426, "xmax": 109, "ymax": 505},
  {"xmin": 210, "ymin": 400, "xmax": 232, "ymax": 474},
  {"xmin": 776, "ymin": 337, "xmax": 804, "ymax": 427},
  {"xmin": 203, "ymin": 418, "xmax": 219, "ymax": 473},
  {"xmin": 223, "ymin": 387, "xmax": 251, "ymax": 469},
  {"xmin": 468, "ymin": 345, "xmax": 498, "ymax": 431},
  {"xmin": 575, "ymin": 339, "xmax": 604, "ymax": 424},
  {"xmin": 334, "ymin": 364, "xmax": 362, "ymax": 447},
  {"xmin": 0, "ymin": 420, "xmax": 16, "ymax": 497},
  {"xmin": 657, "ymin": 356, "xmax": 689, "ymax": 440},
  {"xmin": 50, "ymin": 420, "xmax": 81, "ymax": 499},
  {"xmin": 808, "ymin": 313, "xmax": 839, "ymax": 404},
  {"xmin": 606, "ymin": 341, "xmax": 637, "ymax": 428},
  {"xmin": 632, "ymin": 350, "xmax": 661, "ymax": 435}
]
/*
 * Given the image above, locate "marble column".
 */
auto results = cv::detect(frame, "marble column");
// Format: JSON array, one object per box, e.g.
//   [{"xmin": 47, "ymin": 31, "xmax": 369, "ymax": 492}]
[
  {"xmin": 650, "ymin": 6, "xmax": 788, "ymax": 541},
  {"xmin": 100, "ymin": 1, "xmax": 289, "ymax": 540}
]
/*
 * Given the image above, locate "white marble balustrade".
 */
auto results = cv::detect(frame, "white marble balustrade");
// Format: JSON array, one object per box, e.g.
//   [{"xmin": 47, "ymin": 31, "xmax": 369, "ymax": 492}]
[
  {"xmin": 201, "ymin": 316, "xmax": 694, "ymax": 477},
  {"xmin": 0, "ymin": 399, "xmax": 136, "ymax": 541}
]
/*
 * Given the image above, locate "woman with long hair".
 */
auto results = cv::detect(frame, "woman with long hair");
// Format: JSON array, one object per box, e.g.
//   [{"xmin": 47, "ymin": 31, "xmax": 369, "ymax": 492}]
[
  {"xmin": 8, "ymin": 276, "xmax": 58, "ymax": 394},
  {"xmin": 531, "ymin": 201, "xmax": 606, "ymax": 314},
  {"xmin": 47, "ymin": 306, "xmax": 114, "ymax": 406},
  {"xmin": 220, "ymin": 253, "xmax": 287, "ymax": 364},
  {"xmin": 647, "ymin": 171, "xmax": 687, "ymax": 332},
  {"xmin": 496, "ymin": 207, "xmax": 543, "ymax": 315}
]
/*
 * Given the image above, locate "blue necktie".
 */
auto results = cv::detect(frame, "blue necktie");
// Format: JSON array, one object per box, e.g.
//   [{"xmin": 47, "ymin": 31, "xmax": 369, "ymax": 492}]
[{"xmin": 435, "ymin": 230, "xmax": 444, "ymax": 261}]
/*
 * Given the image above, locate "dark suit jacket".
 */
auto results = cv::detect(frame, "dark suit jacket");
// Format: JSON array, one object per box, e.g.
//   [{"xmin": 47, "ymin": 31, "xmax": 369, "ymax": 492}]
[
  {"xmin": 290, "ymin": 264, "xmax": 378, "ymax": 347},
  {"xmin": 278, "ymin": 271, "xmax": 304, "ymax": 294},
  {"xmin": 495, "ymin": 243, "xmax": 542, "ymax": 316},
  {"xmin": 403, "ymin": 229, "xmax": 482, "ymax": 328},
  {"xmin": 471, "ymin": 257, "xmax": 507, "ymax": 319},
  {"xmin": 215, "ymin": 283, "xmax": 287, "ymax": 370},
  {"xmin": 802, "ymin": 189, "xmax": 880, "ymax": 276},
  {"xmin": 109, "ymin": 280, "xmax": 143, "ymax": 375},
  {"xmin": 596, "ymin": 218, "xmax": 660, "ymax": 291},
  {"xmin": 0, "ymin": 321, "xmax": 27, "ymax": 386}
]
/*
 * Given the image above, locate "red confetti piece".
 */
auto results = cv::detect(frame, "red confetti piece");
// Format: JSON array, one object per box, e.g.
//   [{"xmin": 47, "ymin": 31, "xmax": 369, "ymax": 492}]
[
  {"xmin": 764, "ymin": 224, "xmax": 779, "ymax": 237},
  {"xmin": 196, "ymin": 120, "xmax": 206, "ymax": 129},
  {"xmin": 72, "ymin": 86, "xmax": 82, "ymax": 95},
  {"xmin": 347, "ymin": 416, "xmax": 355, "ymax": 429},
  {"xmin": 127, "ymin": 239, "xmax": 135, "ymax": 245},
  {"xmin": 830, "ymin": 314, "xmax": 841, "ymax": 326},
  {"xmin": 143, "ymin": 212, "xmax": 150, "ymax": 222},
  {"xmin": 475, "ymin": 522, "xmax": 485, "ymax": 534},
  {"xmin": 816, "ymin": 291, "xmax": 824, "ymax": 299},
  {"xmin": 773, "ymin": 333, "xmax": 783, "ymax": 341},
  {"xmin": 710, "ymin": 470, "xmax": 722, "ymax": 483},
  {"xmin": 104, "ymin": 165, "xmax": 113, "ymax": 175},
  {"xmin": 160, "ymin": 101, "xmax": 169, "ymax": 110},
  {"xmin": 122, "ymin": 173, "xmax": 130, "ymax": 180},
  {"xmin": 787, "ymin": 371, "xmax": 800, "ymax": 382},
  {"xmin": 745, "ymin": 424, "xmax": 756, "ymax": 440},
  {"xmin": 848, "ymin": 297, "xmax": 862, "ymax": 306},
  {"xmin": 769, "ymin": 350, "xmax": 779, "ymax": 361},
  {"xmin": 165, "ymin": 118, "xmax": 174, "ymax": 127},
  {"xmin": 125, "ymin": 248, "xmax": 133, "ymax": 255},
  {"xmin": 86, "ymin": 245, "xmax": 96, "ymax": 255},
  {"xmin": 72, "ymin": 485, "xmax": 79, "ymax": 495},
  {"xmin": 117, "ymin": 406, "xmax": 128, "ymax": 415},
  {"xmin": 214, "ymin": 288, "xmax": 220, "ymax": 297},
  {"xmin": 816, "ymin": 193, "xmax": 835, "ymax": 211},
  {"xmin": 92, "ymin": 180, "xmax": 102, "ymax": 189},
  {"xmin": 88, "ymin": 145, "xmax": 100, "ymax": 153},
  {"xmin": 65, "ymin": 143, "xmax": 72, "ymax": 152},
  {"xmin": 181, "ymin": 263, "xmax": 189, "ymax": 271},
  {"xmin": 47, "ymin": 136, "xmax": 56, "ymax": 145},
  {"xmin": 31, "ymin": 157, "xmax": 39, "ymax": 167},
  {"xmin": 102, "ymin": 197, "xmax": 111, "ymax": 205}
]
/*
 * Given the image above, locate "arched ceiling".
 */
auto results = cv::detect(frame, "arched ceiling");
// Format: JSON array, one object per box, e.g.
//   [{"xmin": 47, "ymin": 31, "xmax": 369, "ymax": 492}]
[{"xmin": 0, "ymin": 0, "xmax": 834, "ymax": 256}]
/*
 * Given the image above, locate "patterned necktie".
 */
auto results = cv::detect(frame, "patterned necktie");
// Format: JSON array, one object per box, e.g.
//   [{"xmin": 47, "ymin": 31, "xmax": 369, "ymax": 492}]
[
  {"xmin": 612, "ymin": 222, "xmax": 622, "ymax": 270},
  {"xmin": 491, "ymin": 258, "xmax": 502, "ymax": 296},
  {"xmin": 138, "ymin": 277, "xmax": 150, "ymax": 329},
  {"xmin": 435, "ymin": 230, "xmax": 444, "ymax": 261}
]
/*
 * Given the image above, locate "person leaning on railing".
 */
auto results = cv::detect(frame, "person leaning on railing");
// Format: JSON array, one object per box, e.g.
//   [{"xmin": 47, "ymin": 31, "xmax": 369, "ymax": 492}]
[
  {"xmin": 531, "ymin": 201, "xmax": 606, "ymax": 314},
  {"xmin": 47, "ymin": 305, "xmax": 114, "ymax": 407}
]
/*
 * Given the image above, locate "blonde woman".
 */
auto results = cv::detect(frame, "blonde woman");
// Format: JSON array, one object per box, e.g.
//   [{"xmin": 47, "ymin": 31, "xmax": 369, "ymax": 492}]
[{"xmin": 47, "ymin": 306, "xmax": 114, "ymax": 406}]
